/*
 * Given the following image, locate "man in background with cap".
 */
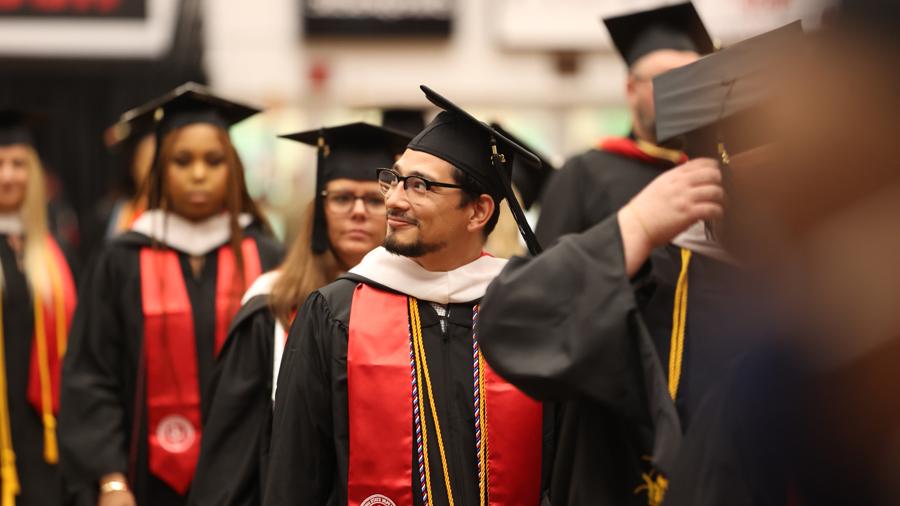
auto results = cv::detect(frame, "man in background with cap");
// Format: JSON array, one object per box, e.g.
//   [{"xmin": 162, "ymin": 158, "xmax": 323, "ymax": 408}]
[
  {"xmin": 536, "ymin": 1, "xmax": 714, "ymax": 246},
  {"xmin": 263, "ymin": 86, "xmax": 544, "ymax": 506}
]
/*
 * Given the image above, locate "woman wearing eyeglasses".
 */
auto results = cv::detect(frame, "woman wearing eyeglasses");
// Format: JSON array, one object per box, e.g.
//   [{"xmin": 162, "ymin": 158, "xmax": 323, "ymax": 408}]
[{"xmin": 189, "ymin": 122, "xmax": 411, "ymax": 506}]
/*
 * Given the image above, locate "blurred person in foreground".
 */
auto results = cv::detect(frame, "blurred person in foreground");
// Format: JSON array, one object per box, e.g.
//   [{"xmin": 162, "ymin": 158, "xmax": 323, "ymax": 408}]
[
  {"xmin": 664, "ymin": 3, "xmax": 900, "ymax": 504},
  {"xmin": 536, "ymin": 2, "xmax": 715, "ymax": 246},
  {"xmin": 189, "ymin": 123, "xmax": 409, "ymax": 505}
]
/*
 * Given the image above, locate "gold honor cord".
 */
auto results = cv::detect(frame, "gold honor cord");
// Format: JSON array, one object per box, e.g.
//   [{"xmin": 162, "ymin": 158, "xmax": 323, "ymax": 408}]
[
  {"xmin": 409, "ymin": 298, "xmax": 435, "ymax": 503},
  {"xmin": 409, "ymin": 298, "xmax": 489, "ymax": 506},
  {"xmin": 477, "ymin": 353, "xmax": 488, "ymax": 506},
  {"xmin": 668, "ymin": 248, "xmax": 692, "ymax": 400},
  {"xmin": 34, "ymin": 252, "xmax": 67, "ymax": 465},
  {"xmin": 638, "ymin": 249, "xmax": 691, "ymax": 506},
  {"xmin": 50, "ymin": 257, "xmax": 67, "ymax": 357},
  {"xmin": 32, "ymin": 291, "xmax": 58, "ymax": 465},
  {"xmin": 409, "ymin": 298, "xmax": 455, "ymax": 506},
  {"xmin": 0, "ymin": 294, "xmax": 20, "ymax": 506}
]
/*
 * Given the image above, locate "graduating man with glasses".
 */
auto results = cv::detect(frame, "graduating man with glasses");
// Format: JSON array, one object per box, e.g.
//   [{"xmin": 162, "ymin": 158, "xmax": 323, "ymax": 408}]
[{"xmin": 264, "ymin": 86, "xmax": 546, "ymax": 506}]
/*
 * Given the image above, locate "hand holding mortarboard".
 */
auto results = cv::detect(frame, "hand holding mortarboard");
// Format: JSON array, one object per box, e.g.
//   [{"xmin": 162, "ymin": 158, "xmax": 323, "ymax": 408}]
[{"xmin": 652, "ymin": 22, "xmax": 804, "ymax": 161}]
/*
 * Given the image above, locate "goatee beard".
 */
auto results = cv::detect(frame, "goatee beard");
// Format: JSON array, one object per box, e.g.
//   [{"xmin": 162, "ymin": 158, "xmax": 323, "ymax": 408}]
[{"xmin": 383, "ymin": 234, "xmax": 445, "ymax": 258}]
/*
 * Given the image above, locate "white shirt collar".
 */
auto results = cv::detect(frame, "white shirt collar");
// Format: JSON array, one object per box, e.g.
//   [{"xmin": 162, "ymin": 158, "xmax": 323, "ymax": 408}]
[
  {"xmin": 241, "ymin": 270, "xmax": 280, "ymax": 304},
  {"xmin": 671, "ymin": 221, "xmax": 738, "ymax": 265},
  {"xmin": 349, "ymin": 246, "xmax": 508, "ymax": 304},
  {"xmin": 130, "ymin": 209, "xmax": 254, "ymax": 256},
  {"xmin": 0, "ymin": 213, "xmax": 23, "ymax": 236}
]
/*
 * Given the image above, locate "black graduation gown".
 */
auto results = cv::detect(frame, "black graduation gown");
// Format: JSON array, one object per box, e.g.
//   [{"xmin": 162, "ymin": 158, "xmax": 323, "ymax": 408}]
[
  {"xmin": 667, "ymin": 334, "xmax": 900, "ymax": 506},
  {"xmin": 478, "ymin": 216, "xmax": 682, "ymax": 506},
  {"xmin": 639, "ymin": 244, "xmax": 756, "ymax": 431},
  {"xmin": 264, "ymin": 275, "xmax": 541, "ymax": 506},
  {"xmin": 0, "ymin": 235, "xmax": 65, "ymax": 505},
  {"xmin": 59, "ymin": 227, "xmax": 282, "ymax": 506},
  {"xmin": 535, "ymin": 144, "xmax": 670, "ymax": 246},
  {"xmin": 480, "ymin": 212, "xmax": 765, "ymax": 503},
  {"xmin": 189, "ymin": 293, "xmax": 276, "ymax": 506}
]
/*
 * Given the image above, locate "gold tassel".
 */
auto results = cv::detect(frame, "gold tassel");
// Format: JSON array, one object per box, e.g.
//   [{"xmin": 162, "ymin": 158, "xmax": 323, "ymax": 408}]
[
  {"xmin": 1, "ymin": 448, "xmax": 20, "ymax": 506},
  {"xmin": 635, "ymin": 471, "xmax": 669, "ymax": 506},
  {"xmin": 42, "ymin": 414, "xmax": 58, "ymax": 464},
  {"xmin": 0, "ymin": 295, "xmax": 20, "ymax": 506}
]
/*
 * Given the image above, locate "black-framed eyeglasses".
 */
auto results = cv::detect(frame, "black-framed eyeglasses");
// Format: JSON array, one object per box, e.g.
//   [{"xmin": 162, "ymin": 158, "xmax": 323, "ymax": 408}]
[
  {"xmin": 320, "ymin": 190, "xmax": 386, "ymax": 214},
  {"xmin": 376, "ymin": 168, "xmax": 464, "ymax": 198}
]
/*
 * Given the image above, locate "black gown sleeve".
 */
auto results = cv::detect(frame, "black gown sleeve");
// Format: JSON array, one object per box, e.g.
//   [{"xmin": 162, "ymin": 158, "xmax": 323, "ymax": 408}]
[
  {"xmin": 59, "ymin": 248, "xmax": 131, "ymax": 487},
  {"xmin": 190, "ymin": 302, "xmax": 275, "ymax": 506},
  {"xmin": 263, "ymin": 292, "xmax": 338, "ymax": 506},
  {"xmin": 535, "ymin": 153, "xmax": 608, "ymax": 247},
  {"xmin": 478, "ymin": 215, "xmax": 682, "ymax": 469}
]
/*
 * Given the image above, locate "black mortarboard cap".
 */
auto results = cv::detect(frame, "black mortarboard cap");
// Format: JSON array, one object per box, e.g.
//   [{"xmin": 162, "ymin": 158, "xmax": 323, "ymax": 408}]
[
  {"xmin": 381, "ymin": 108, "xmax": 427, "ymax": 137},
  {"xmin": 653, "ymin": 21, "xmax": 804, "ymax": 159},
  {"xmin": 603, "ymin": 2, "xmax": 715, "ymax": 67},
  {"xmin": 280, "ymin": 122, "xmax": 413, "ymax": 254},
  {"xmin": 411, "ymin": 85, "xmax": 542, "ymax": 255},
  {"xmin": 0, "ymin": 109, "xmax": 41, "ymax": 148},
  {"xmin": 489, "ymin": 122, "xmax": 556, "ymax": 210},
  {"xmin": 281, "ymin": 122, "xmax": 412, "ymax": 183},
  {"xmin": 121, "ymin": 82, "xmax": 260, "ymax": 144},
  {"xmin": 129, "ymin": 82, "xmax": 261, "ymax": 209}
]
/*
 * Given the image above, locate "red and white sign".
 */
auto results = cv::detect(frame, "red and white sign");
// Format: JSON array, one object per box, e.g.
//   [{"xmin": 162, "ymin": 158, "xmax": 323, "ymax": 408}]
[{"xmin": 0, "ymin": 0, "xmax": 177, "ymax": 58}]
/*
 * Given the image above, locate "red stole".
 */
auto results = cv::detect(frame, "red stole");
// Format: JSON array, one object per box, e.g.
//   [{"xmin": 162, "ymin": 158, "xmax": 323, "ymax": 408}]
[
  {"xmin": 139, "ymin": 238, "xmax": 261, "ymax": 494},
  {"xmin": 599, "ymin": 137, "xmax": 688, "ymax": 166},
  {"xmin": 346, "ymin": 284, "xmax": 542, "ymax": 506}
]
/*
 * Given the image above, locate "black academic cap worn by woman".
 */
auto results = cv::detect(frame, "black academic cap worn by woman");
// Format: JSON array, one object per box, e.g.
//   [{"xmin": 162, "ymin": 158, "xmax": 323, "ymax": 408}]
[
  {"xmin": 0, "ymin": 109, "xmax": 42, "ymax": 147},
  {"xmin": 280, "ymin": 122, "xmax": 412, "ymax": 254}
]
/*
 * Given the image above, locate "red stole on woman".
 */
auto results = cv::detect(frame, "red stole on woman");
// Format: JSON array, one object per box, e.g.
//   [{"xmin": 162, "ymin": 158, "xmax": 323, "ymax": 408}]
[
  {"xmin": 345, "ymin": 283, "xmax": 542, "ymax": 506},
  {"xmin": 139, "ymin": 238, "xmax": 261, "ymax": 494},
  {"xmin": 27, "ymin": 236, "xmax": 77, "ymax": 462}
]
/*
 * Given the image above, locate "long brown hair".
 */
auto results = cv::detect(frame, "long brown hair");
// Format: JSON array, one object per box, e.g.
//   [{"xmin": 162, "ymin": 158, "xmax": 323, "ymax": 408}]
[
  {"xmin": 144, "ymin": 124, "xmax": 270, "ymax": 296},
  {"xmin": 269, "ymin": 200, "xmax": 341, "ymax": 328}
]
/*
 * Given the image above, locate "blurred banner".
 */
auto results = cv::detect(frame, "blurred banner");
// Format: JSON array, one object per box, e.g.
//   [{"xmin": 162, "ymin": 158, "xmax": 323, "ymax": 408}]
[
  {"xmin": 0, "ymin": 0, "xmax": 146, "ymax": 18},
  {"xmin": 0, "ymin": 0, "xmax": 177, "ymax": 58},
  {"xmin": 303, "ymin": 0, "xmax": 453, "ymax": 38}
]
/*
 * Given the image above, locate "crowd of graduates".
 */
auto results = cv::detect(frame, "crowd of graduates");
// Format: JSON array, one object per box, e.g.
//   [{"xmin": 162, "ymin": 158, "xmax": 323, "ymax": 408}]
[{"xmin": 1, "ymin": 1, "xmax": 899, "ymax": 505}]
